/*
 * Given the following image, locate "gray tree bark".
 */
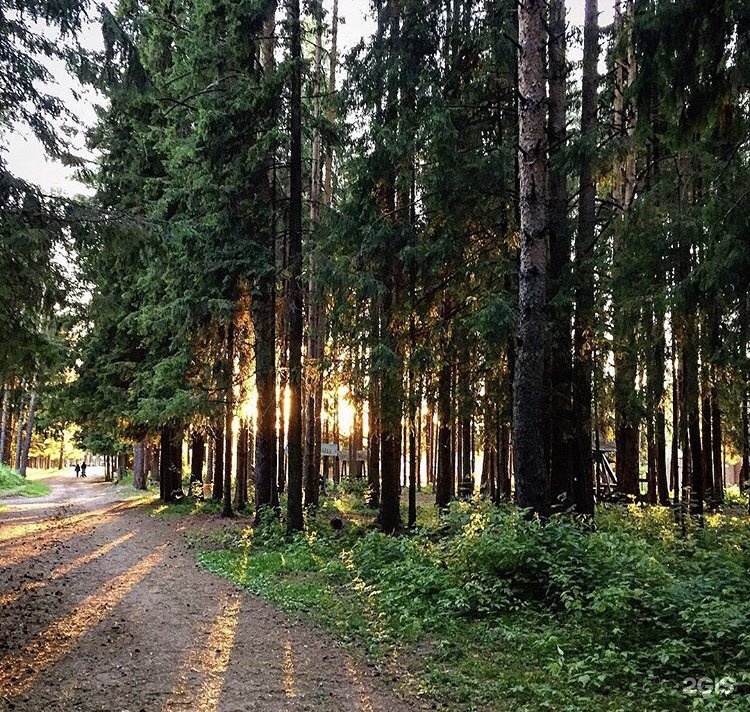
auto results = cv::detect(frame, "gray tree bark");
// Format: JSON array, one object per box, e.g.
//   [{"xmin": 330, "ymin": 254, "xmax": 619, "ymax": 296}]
[{"xmin": 513, "ymin": 0, "xmax": 549, "ymax": 516}]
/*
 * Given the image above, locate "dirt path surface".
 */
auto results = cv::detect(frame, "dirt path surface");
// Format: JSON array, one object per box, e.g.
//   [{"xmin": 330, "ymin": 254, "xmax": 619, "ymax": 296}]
[{"xmin": 0, "ymin": 473, "xmax": 421, "ymax": 712}]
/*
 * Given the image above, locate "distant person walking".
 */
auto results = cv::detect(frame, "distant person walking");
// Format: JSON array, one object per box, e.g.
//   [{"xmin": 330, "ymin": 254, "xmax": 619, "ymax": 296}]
[
  {"xmin": 80, "ymin": 462, "xmax": 87, "ymax": 478},
  {"xmin": 74, "ymin": 463, "xmax": 80, "ymax": 478}
]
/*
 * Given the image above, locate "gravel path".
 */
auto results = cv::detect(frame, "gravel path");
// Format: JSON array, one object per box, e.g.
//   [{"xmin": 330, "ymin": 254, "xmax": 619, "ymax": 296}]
[{"xmin": 0, "ymin": 473, "xmax": 421, "ymax": 712}]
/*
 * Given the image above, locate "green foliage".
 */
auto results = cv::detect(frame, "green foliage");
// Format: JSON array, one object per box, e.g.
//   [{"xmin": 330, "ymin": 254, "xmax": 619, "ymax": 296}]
[
  {"xmin": 196, "ymin": 496, "xmax": 750, "ymax": 711},
  {"xmin": 0, "ymin": 465, "xmax": 50, "ymax": 498}
]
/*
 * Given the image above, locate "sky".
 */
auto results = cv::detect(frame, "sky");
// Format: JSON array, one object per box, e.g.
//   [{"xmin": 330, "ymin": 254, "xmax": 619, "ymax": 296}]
[{"xmin": 4, "ymin": 0, "xmax": 613, "ymax": 197}]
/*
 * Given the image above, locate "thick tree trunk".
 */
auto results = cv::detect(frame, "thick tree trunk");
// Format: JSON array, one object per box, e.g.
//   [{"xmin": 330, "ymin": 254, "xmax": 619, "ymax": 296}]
[
  {"xmin": 190, "ymin": 431, "xmax": 205, "ymax": 484},
  {"xmin": 376, "ymin": 0, "xmax": 404, "ymax": 535},
  {"xmin": 160, "ymin": 425, "xmax": 183, "ymax": 502},
  {"xmin": 304, "ymin": 0, "xmax": 325, "ymax": 512},
  {"xmin": 612, "ymin": 0, "xmax": 640, "ymax": 500},
  {"xmin": 546, "ymin": 0, "xmax": 574, "ymax": 506},
  {"xmin": 513, "ymin": 0, "xmax": 549, "ymax": 516},
  {"xmin": 286, "ymin": 0, "xmax": 304, "ymax": 533}
]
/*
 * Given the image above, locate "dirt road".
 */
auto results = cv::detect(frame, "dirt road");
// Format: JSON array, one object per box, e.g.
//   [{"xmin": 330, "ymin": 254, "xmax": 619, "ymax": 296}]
[{"xmin": 0, "ymin": 473, "xmax": 419, "ymax": 712}]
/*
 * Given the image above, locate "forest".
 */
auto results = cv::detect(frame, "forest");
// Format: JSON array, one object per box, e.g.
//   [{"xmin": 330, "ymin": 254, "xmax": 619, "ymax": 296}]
[{"xmin": 1, "ymin": 0, "xmax": 750, "ymax": 710}]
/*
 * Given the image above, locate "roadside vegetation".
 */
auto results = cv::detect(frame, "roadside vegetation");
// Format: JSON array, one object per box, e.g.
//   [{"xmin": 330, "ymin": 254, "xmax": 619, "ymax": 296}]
[
  {"xmin": 0, "ymin": 466, "xmax": 51, "ymax": 498},
  {"xmin": 159, "ymin": 483, "xmax": 750, "ymax": 712}
]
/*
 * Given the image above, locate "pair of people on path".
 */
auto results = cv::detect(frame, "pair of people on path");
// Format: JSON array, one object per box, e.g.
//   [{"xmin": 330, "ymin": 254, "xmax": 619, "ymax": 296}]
[{"xmin": 74, "ymin": 462, "xmax": 87, "ymax": 478}]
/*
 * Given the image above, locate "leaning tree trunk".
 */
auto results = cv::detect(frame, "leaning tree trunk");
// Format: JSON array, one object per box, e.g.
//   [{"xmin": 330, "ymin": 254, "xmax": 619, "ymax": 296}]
[{"xmin": 513, "ymin": 0, "xmax": 549, "ymax": 517}]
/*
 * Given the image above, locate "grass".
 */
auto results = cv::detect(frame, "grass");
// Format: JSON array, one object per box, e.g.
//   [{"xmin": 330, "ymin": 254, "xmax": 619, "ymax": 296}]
[
  {"xmin": 174, "ymin": 481, "xmax": 750, "ymax": 711},
  {"xmin": 0, "ymin": 465, "xmax": 51, "ymax": 498}
]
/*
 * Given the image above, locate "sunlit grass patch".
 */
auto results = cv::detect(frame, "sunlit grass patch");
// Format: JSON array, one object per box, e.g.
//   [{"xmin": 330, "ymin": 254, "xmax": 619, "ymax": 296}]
[{"xmin": 0, "ymin": 465, "xmax": 51, "ymax": 498}]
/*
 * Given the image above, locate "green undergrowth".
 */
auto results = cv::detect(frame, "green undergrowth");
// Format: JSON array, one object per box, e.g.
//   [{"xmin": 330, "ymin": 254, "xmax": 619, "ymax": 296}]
[
  {"xmin": 113, "ymin": 478, "xmax": 159, "ymax": 503},
  {"xmin": 0, "ymin": 465, "xmax": 51, "ymax": 497},
  {"xmin": 193, "ymin": 482, "xmax": 750, "ymax": 711},
  {"xmin": 150, "ymin": 495, "xmax": 223, "ymax": 519}
]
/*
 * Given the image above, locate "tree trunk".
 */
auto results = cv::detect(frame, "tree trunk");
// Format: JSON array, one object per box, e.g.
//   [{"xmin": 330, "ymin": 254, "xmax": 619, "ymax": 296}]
[
  {"xmin": 368, "ymin": 297, "xmax": 381, "ymax": 508},
  {"xmin": 19, "ymin": 390, "xmax": 37, "ymax": 478},
  {"xmin": 670, "ymin": 321, "xmax": 680, "ymax": 504},
  {"xmin": 207, "ymin": 438, "xmax": 214, "ymax": 484},
  {"xmin": 255, "ymin": 284, "xmax": 277, "ymax": 515},
  {"xmin": 436, "ymin": 334, "xmax": 453, "ymax": 509},
  {"xmin": 191, "ymin": 431, "xmax": 205, "ymax": 484},
  {"xmin": 286, "ymin": 0, "xmax": 304, "ymax": 533},
  {"xmin": 222, "ymin": 321, "xmax": 235, "ymax": 518},
  {"xmin": 304, "ymin": 0, "xmax": 325, "ymax": 512},
  {"xmin": 254, "ymin": 260, "xmax": 277, "ymax": 517},
  {"xmin": 235, "ymin": 420, "xmax": 248, "ymax": 510},
  {"xmin": 160, "ymin": 425, "xmax": 183, "ymax": 502},
  {"xmin": 212, "ymin": 421, "xmax": 223, "ymax": 500},
  {"xmin": 133, "ymin": 440, "xmax": 147, "ymax": 490},
  {"xmin": 546, "ymin": 0, "xmax": 574, "ymax": 506},
  {"xmin": 514, "ymin": 0, "xmax": 549, "ymax": 516},
  {"xmin": 407, "ymin": 355, "xmax": 418, "ymax": 528},
  {"xmin": 14, "ymin": 392, "xmax": 26, "ymax": 472},
  {"xmin": 612, "ymin": 0, "xmax": 640, "ymax": 499},
  {"xmin": 0, "ymin": 385, "xmax": 9, "ymax": 467}
]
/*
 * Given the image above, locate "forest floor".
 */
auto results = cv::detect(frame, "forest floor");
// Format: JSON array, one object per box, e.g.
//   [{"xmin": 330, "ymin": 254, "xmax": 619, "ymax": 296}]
[{"xmin": 0, "ymin": 471, "xmax": 423, "ymax": 712}]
